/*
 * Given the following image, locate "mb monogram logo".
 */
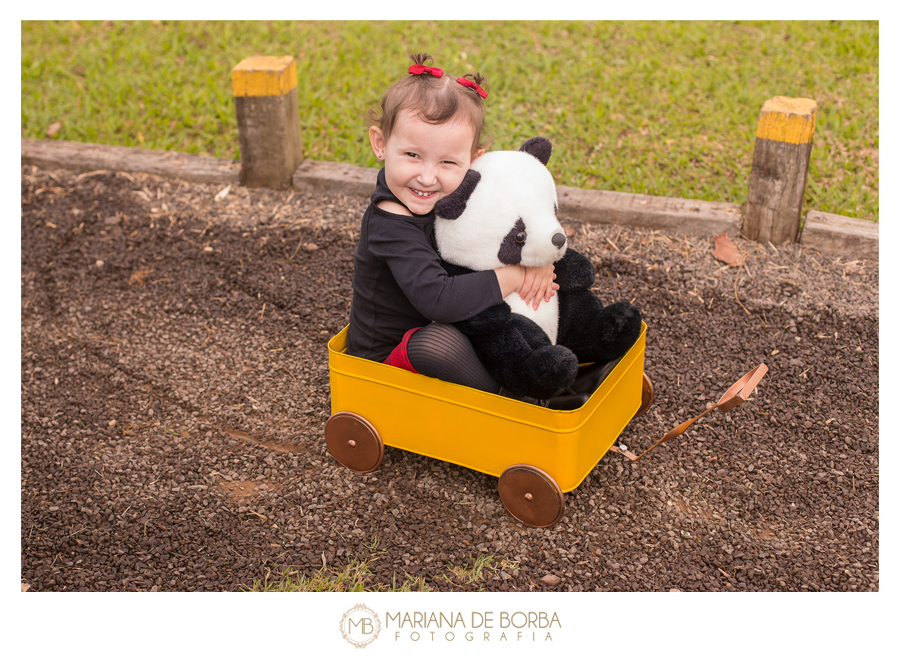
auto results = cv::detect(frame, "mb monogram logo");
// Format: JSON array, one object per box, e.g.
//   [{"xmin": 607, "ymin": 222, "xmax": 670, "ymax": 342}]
[{"xmin": 340, "ymin": 604, "xmax": 382, "ymax": 648}]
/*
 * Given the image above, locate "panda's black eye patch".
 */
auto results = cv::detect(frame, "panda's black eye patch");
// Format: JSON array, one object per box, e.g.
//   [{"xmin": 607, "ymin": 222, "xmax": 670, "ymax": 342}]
[{"xmin": 498, "ymin": 218, "xmax": 527, "ymax": 265}]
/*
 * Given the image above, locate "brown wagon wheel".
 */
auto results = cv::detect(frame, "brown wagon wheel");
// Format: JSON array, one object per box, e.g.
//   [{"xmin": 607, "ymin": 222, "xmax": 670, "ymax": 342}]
[
  {"xmin": 633, "ymin": 372, "xmax": 654, "ymax": 418},
  {"xmin": 324, "ymin": 412, "xmax": 384, "ymax": 474},
  {"xmin": 498, "ymin": 464, "xmax": 565, "ymax": 528}
]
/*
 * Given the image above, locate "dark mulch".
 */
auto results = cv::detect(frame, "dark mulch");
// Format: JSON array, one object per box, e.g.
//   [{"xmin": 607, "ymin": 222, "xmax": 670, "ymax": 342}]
[{"xmin": 21, "ymin": 165, "xmax": 878, "ymax": 592}]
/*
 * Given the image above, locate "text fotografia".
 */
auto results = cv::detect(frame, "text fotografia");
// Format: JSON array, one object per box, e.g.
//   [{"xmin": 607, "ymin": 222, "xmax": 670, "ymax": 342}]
[{"xmin": 387, "ymin": 611, "xmax": 561, "ymax": 642}]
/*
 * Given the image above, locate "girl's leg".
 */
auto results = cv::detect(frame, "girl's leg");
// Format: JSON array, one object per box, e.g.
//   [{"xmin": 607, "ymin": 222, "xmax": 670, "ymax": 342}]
[{"xmin": 406, "ymin": 323, "xmax": 500, "ymax": 394}]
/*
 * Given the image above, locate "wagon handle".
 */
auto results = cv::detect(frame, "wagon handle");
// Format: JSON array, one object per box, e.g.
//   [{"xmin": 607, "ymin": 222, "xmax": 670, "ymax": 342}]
[{"xmin": 609, "ymin": 364, "xmax": 768, "ymax": 462}]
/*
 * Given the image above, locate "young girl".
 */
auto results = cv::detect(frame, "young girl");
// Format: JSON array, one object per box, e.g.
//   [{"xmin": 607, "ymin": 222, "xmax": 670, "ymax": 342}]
[{"xmin": 347, "ymin": 53, "xmax": 557, "ymax": 393}]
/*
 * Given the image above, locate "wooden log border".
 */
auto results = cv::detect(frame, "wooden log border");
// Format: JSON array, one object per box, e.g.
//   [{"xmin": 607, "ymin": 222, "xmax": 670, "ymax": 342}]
[
  {"xmin": 21, "ymin": 138, "xmax": 240, "ymax": 185},
  {"xmin": 800, "ymin": 210, "xmax": 878, "ymax": 262},
  {"xmin": 22, "ymin": 138, "xmax": 878, "ymax": 261}
]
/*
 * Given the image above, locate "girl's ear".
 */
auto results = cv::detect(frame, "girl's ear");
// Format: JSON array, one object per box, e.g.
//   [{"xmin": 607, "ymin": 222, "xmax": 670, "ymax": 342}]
[
  {"xmin": 369, "ymin": 126, "xmax": 386, "ymax": 160},
  {"xmin": 472, "ymin": 148, "xmax": 485, "ymax": 161},
  {"xmin": 434, "ymin": 169, "xmax": 481, "ymax": 219}
]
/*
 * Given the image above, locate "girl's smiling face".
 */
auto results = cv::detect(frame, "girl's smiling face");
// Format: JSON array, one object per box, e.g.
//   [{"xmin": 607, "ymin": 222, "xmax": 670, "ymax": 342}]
[{"xmin": 369, "ymin": 109, "xmax": 483, "ymax": 216}]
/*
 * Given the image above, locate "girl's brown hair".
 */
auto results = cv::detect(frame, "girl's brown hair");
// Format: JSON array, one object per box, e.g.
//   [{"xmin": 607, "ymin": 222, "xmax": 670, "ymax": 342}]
[{"xmin": 369, "ymin": 53, "xmax": 490, "ymax": 155}]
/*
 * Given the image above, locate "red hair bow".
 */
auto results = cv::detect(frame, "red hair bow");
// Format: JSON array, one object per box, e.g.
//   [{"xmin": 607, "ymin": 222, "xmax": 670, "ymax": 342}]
[
  {"xmin": 456, "ymin": 76, "xmax": 487, "ymax": 99},
  {"xmin": 409, "ymin": 64, "xmax": 444, "ymax": 78}
]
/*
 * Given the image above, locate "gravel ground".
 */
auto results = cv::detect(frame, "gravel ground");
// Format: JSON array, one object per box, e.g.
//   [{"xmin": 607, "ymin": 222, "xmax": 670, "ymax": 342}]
[{"xmin": 21, "ymin": 164, "xmax": 878, "ymax": 592}]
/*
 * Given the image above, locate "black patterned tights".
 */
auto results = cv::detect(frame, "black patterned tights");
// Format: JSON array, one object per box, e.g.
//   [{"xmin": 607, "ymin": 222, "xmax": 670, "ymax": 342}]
[{"xmin": 406, "ymin": 323, "xmax": 500, "ymax": 394}]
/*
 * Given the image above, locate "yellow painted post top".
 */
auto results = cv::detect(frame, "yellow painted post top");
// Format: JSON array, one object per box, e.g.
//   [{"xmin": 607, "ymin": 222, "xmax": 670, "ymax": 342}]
[
  {"xmin": 756, "ymin": 96, "xmax": 817, "ymax": 144},
  {"xmin": 231, "ymin": 56, "xmax": 297, "ymax": 97}
]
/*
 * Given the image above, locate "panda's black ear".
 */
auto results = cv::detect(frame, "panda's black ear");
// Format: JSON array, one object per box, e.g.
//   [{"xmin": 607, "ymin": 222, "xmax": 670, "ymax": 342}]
[
  {"xmin": 519, "ymin": 137, "xmax": 552, "ymax": 166},
  {"xmin": 434, "ymin": 169, "xmax": 481, "ymax": 220}
]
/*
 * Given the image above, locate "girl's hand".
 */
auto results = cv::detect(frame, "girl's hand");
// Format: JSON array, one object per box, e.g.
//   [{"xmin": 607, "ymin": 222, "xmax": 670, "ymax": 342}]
[{"xmin": 520, "ymin": 264, "xmax": 559, "ymax": 310}]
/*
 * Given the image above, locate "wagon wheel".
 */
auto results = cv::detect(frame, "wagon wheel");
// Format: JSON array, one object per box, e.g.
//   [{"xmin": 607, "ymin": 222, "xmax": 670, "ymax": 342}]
[
  {"xmin": 633, "ymin": 372, "xmax": 654, "ymax": 418},
  {"xmin": 324, "ymin": 412, "xmax": 384, "ymax": 474},
  {"xmin": 498, "ymin": 464, "xmax": 565, "ymax": 528}
]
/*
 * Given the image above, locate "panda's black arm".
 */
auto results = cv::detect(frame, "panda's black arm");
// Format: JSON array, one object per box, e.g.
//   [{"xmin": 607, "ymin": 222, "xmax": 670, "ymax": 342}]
[
  {"xmin": 552, "ymin": 248, "xmax": 596, "ymax": 291},
  {"xmin": 440, "ymin": 260, "xmax": 476, "ymax": 278},
  {"xmin": 453, "ymin": 303, "xmax": 512, "ymax": 336}
]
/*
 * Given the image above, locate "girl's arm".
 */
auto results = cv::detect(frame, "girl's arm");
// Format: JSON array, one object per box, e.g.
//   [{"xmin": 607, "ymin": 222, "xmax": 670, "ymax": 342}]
[
  {"xmin": 493, "ymin": 265, "xmax": 526, "ymax": 298},
  {"xmin": 369, "ymin": 215, "xmax": 503, "ymax": 324}
]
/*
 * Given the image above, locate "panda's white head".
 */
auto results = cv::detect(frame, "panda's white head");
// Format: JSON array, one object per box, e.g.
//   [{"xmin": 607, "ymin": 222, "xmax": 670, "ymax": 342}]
[{"xmin": 434, "ymin": 137, "xmax": 566, "ymax": 271}]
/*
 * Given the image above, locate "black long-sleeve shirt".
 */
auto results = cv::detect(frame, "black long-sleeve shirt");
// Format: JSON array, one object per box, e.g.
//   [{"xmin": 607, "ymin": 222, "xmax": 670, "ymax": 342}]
[{"xmin": 347, "ymin": 169, "xmax": 502, "ymax": 361}]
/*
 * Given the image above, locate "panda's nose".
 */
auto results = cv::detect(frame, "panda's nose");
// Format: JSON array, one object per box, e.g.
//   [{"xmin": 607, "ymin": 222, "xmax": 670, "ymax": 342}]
[{"xmin": 552, "ymin": 232, "xmax": 567, "ymax": 249}]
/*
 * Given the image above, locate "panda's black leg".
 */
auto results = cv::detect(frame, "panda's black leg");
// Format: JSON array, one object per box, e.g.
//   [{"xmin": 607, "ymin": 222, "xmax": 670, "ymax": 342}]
[
  {"xmin": 472, "ymin": 316, "xmax": 579, "ymax": 400},
  {"xmin": 516, "ymin": 344, "xmax": 580, "ymax": 400},
  {"xmin": 557, "ymin": 290, "xmax": 642, "ymax": 365}
]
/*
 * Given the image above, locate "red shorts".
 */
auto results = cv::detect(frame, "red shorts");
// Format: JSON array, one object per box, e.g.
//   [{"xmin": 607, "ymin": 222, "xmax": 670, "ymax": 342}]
[{"xmin": 382, "ymin": 327, "xmax": 423, "ymax": 373}]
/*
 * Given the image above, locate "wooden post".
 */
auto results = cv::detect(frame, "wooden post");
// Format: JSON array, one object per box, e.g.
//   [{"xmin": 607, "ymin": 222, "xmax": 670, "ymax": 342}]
[
  {"xmin": 743, "ymin": 96, "xmax": 817, "ymax": 245},
  {"xmin": 231, "ymin": 56, "xmax": 304, "ymax": 189}
]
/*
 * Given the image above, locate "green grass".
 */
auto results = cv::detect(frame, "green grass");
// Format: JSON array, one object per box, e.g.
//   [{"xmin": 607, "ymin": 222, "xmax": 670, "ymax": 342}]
[
  {"xmin": 22, "ymin": 20, "xmax": 878, "ymax": 220},
  {"xmin": 443, "ymin": 554, "xmax": 495, "ymax": 587},
  {"xmin": 243, "ymin": 550, "xmax": 512, "ymax": 592},
  {"xmin": 246, "ymin": 559, "xmax": 432, "ymax": 592}
]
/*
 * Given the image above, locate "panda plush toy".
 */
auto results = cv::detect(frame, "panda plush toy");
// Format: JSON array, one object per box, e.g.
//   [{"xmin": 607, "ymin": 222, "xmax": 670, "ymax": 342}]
[{"xmin": 433, "ymin": 137, "xmax": 642, "ymax": 402}]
